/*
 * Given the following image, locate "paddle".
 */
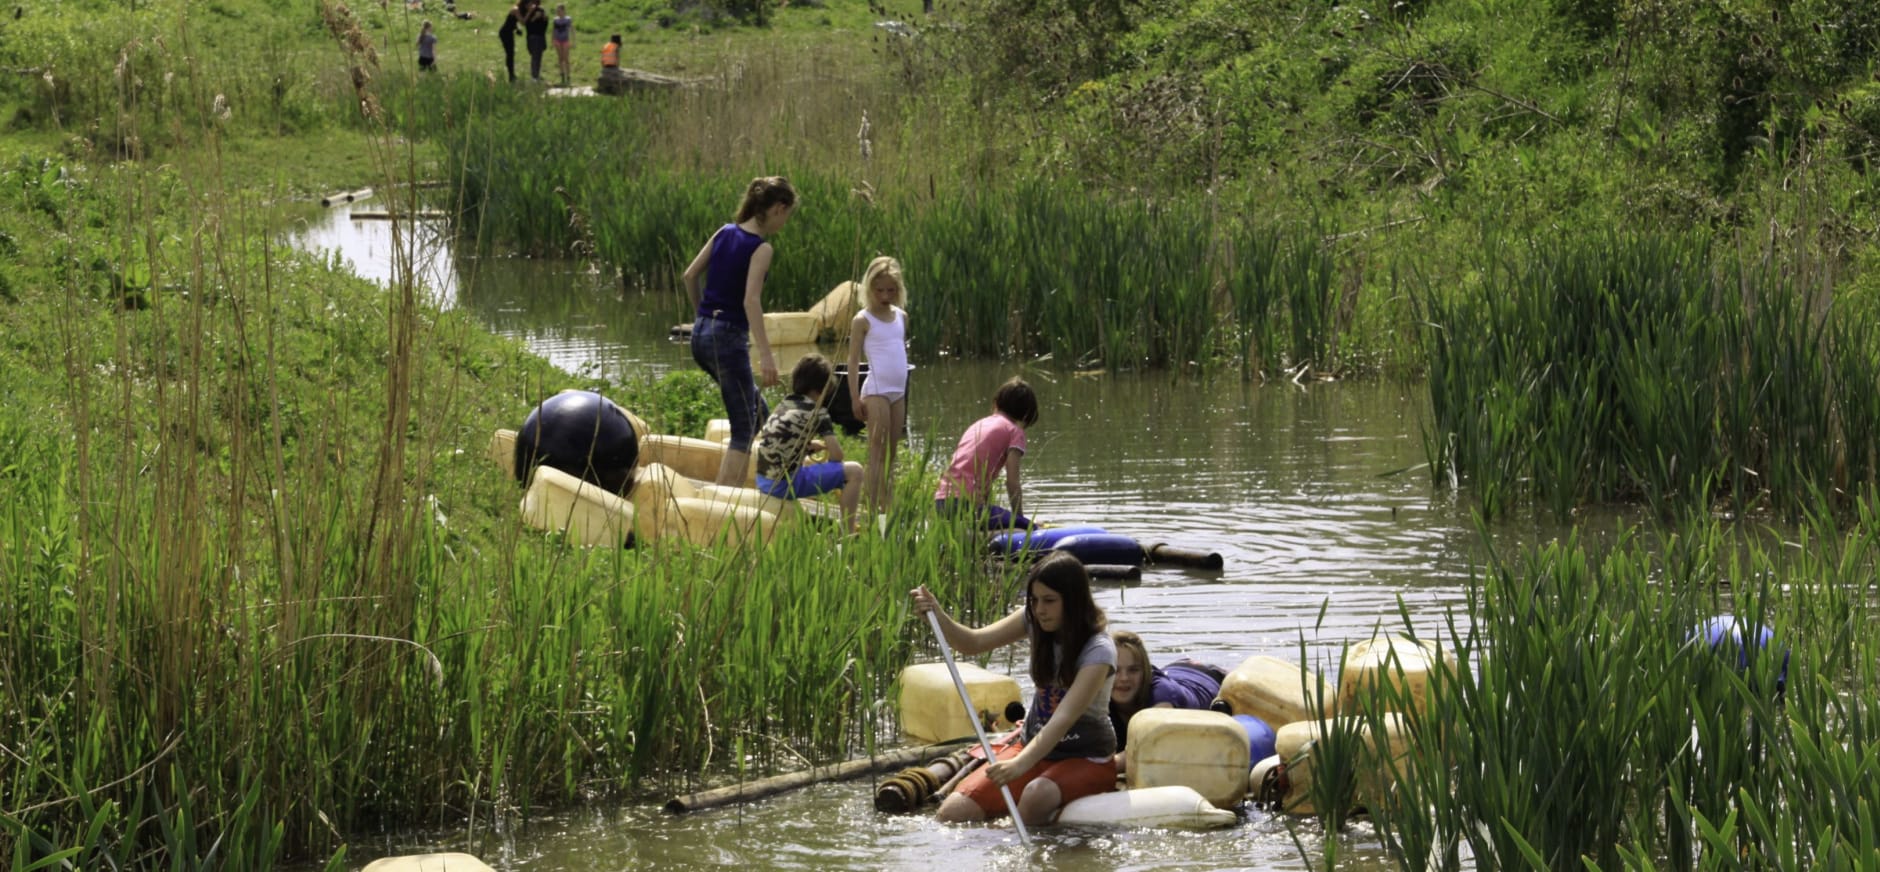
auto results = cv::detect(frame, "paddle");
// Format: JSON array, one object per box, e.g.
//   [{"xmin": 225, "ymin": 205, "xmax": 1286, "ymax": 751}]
[{"xmin": 923, "ymin": 610, "xmax": 1033, "ymax": 846}]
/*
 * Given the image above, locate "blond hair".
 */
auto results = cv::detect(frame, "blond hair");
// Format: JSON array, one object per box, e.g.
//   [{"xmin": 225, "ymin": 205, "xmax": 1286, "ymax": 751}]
[{"xmin": 859, "ymin": 255, "xmax": 908, "ymax": 309}]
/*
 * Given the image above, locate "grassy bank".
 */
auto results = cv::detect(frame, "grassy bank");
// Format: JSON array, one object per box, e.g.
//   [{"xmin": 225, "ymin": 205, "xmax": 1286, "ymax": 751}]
[{"xmin": 4, "ymin": 0, "xmax": 1880, "ymax": 869}]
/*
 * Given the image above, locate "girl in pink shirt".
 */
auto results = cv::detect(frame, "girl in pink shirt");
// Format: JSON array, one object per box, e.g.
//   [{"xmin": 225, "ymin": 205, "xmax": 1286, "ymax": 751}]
[{"xmin": 934, "ymin": 377, "xmax": 1038, "ymax": 530}]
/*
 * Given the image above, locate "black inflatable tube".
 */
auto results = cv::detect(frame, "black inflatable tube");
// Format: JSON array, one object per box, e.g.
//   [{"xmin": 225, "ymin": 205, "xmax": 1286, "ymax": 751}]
[{"xmin": 1147, "ymin": 543, "xmax": 1225, "ymax": 571}]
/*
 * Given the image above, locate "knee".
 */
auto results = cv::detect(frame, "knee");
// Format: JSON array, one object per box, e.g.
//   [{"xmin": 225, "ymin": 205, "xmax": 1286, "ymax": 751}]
[
  {"xmin": 1017, "ymin": 777, "xmax": 1062, "ymax": 825},
  {"xmin": 934, "ymin": 793, "xmax": 983, "ymax": 823},
  {"xmin": 844, "ymin": 461, "xmax": 864, "ymax": 480}
]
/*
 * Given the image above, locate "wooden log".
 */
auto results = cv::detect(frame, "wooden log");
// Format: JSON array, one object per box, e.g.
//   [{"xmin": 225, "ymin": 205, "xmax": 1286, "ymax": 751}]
[
  {"xmin": 1147, "ymin": 543, "xmax": 1225, "ymax": 571},
  {"xmin": 665, "ymin": 741, "xmax": 968, "ymax": 813},
  {"xmin": 1085, "ymin": 563, "xmax": 1143, "ymax": 583},
  {"xmin": 350, "ymin": 209, "xmax": 449, "ymax": 221},
  {"xmin": 320, "ymin": 187, "xmax": 374, "ymax": 207}
]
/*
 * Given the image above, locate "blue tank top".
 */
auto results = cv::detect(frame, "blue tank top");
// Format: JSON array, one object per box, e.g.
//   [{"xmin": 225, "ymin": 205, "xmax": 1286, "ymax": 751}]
[{"xmin": 699, "ymin": 224, "xmax": 765, "ymax": 329}]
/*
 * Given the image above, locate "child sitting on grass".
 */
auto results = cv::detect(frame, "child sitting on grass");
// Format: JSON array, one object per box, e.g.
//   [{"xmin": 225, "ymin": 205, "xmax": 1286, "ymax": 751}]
[{"xmin": 755, "ymin": 353, "xmax": 864, "ymax": 532}]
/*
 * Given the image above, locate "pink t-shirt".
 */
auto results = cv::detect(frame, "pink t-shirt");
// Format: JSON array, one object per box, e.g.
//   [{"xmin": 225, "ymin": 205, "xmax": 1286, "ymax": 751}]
[{"xmin": 934, "ymin": 413, "xmax": 1027, "ymax": 502}]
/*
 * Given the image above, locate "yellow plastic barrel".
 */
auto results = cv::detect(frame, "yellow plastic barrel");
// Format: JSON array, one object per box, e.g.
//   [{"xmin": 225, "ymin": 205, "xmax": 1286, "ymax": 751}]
[
  {"xmin": 518, "ymin": 465, "xmax": 635, "ymax": 547},
  {"xmin": 703, "ymin": 418, "xmax": 732, "ymax": 445},
  {"xmin": 1336, "ymin": 634, "xmax": 1452, "ymax": 718},
  {"xmin": 626, "ymin": 461, "xmax": 698, "ymax": 542},
  {"xmin": 898, "ymin": 662, "xmax": 1022, "ymax": 745},
  {"xmin": 806, "ymin": 281, "xmax": 863, "ymax": 341},
  {"xmin": 1267, "ymin": 713, "xmax": 1412, "ymax": 815},
  {"xmin": 763, "ymin": 311, "xmax": 821, "ymax": 346},
  {"xmin": 666, "ymin": 496, "xmax": 777, "ymax": 548},
  {"xmin": 1124, "ymin": 709, "xmax": 1251, "ymax": 809},
  {"xmin": 1218, "ymin": 655, "xmax": 1331, "ymax": 729}
]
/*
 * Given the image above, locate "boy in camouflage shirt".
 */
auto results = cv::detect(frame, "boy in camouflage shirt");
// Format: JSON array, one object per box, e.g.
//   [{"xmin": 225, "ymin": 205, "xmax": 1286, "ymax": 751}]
[{"xmin": 755, "ymin": 353, "xmax": 865, "ymax": 532}]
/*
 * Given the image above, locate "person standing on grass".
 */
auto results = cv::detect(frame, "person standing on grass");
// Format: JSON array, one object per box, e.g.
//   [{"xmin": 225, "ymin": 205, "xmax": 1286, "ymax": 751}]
[
  {"xmin": 755, "ymin": 354, "xmax": 865, "ymax": 533},
  {"xmin": 497, "ymin": 1, "xmax": 521, "ymax": 81},
  {"xmin": 681, "ymin": 176, "xmax": 798, "ymax": 486},
  {"xmin": 934, "ymin": 376, "xmax": 1040, "ymax": 530},
  {"xmin": 523, "ymin": 0, "xmax": 551, "ymax": 82},
  {"xmin": 416, "ymin": 20, "xmax": 437, "ymax": 72},
  {"xmin": 845, "ymin": 255, "xmax": 909, "ymax": 520},
  {"xmin": 552, "ymin": 5, "xmax": 574, "ymax": 86},
  {"xmin": 910, "ymin": 552, "xmax": 1118, "ymax": 826}
]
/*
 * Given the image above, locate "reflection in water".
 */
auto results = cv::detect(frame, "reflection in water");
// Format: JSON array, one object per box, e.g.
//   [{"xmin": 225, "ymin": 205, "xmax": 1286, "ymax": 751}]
[{"xmin": 297, "ymin": 207, "xmax": 1575, "ymax": 871}]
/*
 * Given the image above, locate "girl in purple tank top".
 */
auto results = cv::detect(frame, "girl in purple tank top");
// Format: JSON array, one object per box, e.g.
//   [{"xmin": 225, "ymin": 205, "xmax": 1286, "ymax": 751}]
[{"xmin": 681, "ymin": 176, "xmax": 797, "ymax": 485}]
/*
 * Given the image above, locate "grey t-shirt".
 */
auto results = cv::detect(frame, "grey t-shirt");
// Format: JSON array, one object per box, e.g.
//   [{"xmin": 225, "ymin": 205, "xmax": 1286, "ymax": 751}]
[{"xmin": 1022, "ymin": 625, "xmax": 1117, "ymax": 759}]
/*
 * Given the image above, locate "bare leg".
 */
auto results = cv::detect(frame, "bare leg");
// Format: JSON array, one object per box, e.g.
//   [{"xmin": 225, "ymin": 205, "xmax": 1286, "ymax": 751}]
[
  {"xmin": 862, "ymin": 395, "xmax": 893, "ymax": 517},
  {"xmin": 839, "ymin": 461, "xmax": 864, "ymax": 532},
  {"xmin": 716, "ymin": 447, "xmax": 750, "ymax": 486},
  {"xmin": 1016, "ymin": 777, "xmax": 1064, "ymax": 827},
  {"xmin": 884, "ymin": 396, "xmax": 907, "ymax": 514},
  {"xmin": 935, "ymin": 792, "xmax": 986, "ymax": 823}
]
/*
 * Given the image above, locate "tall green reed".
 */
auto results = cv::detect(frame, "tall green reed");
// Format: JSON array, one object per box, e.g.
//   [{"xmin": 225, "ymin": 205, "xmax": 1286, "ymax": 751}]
[
  {"xmin": 1357, "ymin": 512, "xmax": 1878, "ymax": 870},
  {"xmin": 392, "ymin": 60, "xmax": 1352, "ymax": 374},
  {"xmin": 1418, "ymin": 229, "xmax": 1880, "ymax": 521}
]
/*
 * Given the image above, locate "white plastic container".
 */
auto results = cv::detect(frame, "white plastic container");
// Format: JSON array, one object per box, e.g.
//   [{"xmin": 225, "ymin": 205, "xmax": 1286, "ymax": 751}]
[
  {"xmin": 626, "ymin": 462, "xmax": 699, "ymax": 543},
  {"xmin": 898, "ymin": 662, "xmax": 1021, "ymax": 745},
  {"xmin": 518, "ymin": 466, "xmax": 636, "ymax": 547},
  {"xmin": 703, "ymin": 418, "xmax": 732, "ymax": 445},
  {"xmin": 1268, "ymin": 713, "xmax": 1412, "ymax": 815},
  {"xmin": 1056, "ymin": 785, "xmax": 1238, "ymax": 830},
  {"xmin": 695, "ymin": 484, "xmax": 800, "ymax": 524},
  {"xmin": 1124, "ymin": 709, "xmax": 1251, "ymax": 809},
  {"xmin": 1336, "ymin": 635, "xmax": 1452, "ymax": 718},
  {"xmin": 361, "ymin": 854, "xmax": 495, "ymax": 872},
  {"xmin": 1218, "ymin": 654, "xmax": 1331, "ymax": 729},
  {"xmin": 488, "ymin": 428, "xmax": 518, "ymax": 479},
  {"xmin": 666, "ymin": 496, "xmax": 777, "ymax": 548}
]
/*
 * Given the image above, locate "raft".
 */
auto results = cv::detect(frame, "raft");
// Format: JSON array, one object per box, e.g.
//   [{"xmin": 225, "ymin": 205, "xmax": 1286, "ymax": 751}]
[
  {"xmin": 519, "ymin": 465, "xmax": 636, "ymax": 547},
  {"xmin": 639, "ymin": 433, "xmax": 756, "ymax": 486}
]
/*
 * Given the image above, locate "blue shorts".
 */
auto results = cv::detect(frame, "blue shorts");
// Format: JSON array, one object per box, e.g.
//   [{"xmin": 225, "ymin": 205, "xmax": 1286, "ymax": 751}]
[
  {"xmin": 935, "ymin": 498, "xmax": 1032, "ymax": 531},
  {"xmin": 757, "ymin": 461, "xmax": 849, "ymax": 499},
  {"xmin": 690, "ymin": 315, "xmax": 767, "ymax": 451}
]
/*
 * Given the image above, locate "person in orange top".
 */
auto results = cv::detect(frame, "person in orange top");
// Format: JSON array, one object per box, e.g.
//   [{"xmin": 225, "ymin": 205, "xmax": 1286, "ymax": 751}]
[{"xmin": 601, "ymin": 34, "xmax": 621, "ymax": 69}]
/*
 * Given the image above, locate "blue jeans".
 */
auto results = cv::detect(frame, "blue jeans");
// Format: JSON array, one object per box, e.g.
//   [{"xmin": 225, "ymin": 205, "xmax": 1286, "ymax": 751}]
[{"xmin": 691, "ymin": 315, "xmax": 767, "ymax": 452}]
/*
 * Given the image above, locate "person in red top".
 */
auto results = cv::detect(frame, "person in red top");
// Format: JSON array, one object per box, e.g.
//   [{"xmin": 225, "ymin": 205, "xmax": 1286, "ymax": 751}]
[{"xmin": 934, "ymin": 376, "xmax": 1038, "ymax": 530}]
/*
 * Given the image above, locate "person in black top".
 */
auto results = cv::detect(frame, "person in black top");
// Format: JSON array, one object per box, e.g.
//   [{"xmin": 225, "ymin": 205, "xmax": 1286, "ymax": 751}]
[
  {"xmin": 497, "ymin": 2, "xmax": 521, "ymax": 82},
  {"xmin": 523, "ymin": 0, "xmax": 551, "ymax": 82}
]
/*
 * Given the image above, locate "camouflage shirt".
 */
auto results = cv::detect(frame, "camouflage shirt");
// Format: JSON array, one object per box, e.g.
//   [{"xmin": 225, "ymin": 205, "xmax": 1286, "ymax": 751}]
[{"xmin": 756, "ymin": 393, "xmax": 834, "ymax": 482}]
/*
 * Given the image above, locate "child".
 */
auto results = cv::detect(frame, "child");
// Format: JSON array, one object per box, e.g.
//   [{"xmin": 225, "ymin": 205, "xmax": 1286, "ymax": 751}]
[
  {"xmin": 755, "ymin": 353, "xmax": 865, "ymax": 532},
  {"xmin": 601, "ymin": 34, "xmax": 621, "ymax": 69},
  {"xmin": 681, "ymin": 176, "xmax": 797, "ymax": 485},
  {"xmin": 910, "ymin": 552, "xmax": 1117, "ymax": 825},
  {"xmin": 552, "ymin": 5, "xmax": 574, "ymax": 85},
  {"xmin": 845, "ymin": 255, "xmax": 909, "ymax": 519},
  {"xmin": 933, "ymin": 376, "xmax": 1038, "ymax": 530},
  {"xmin": 1108, "ymin": 631, "xmax": 1228, "ymax": 763},
  {"xmin": 416, "ymin": 20, "xmax": 437, "ymax": 72}
]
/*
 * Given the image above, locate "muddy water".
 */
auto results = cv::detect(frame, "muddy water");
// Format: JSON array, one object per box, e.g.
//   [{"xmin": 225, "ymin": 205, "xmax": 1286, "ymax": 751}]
[{"xmin": 295, "ymin": 206, "xmax": 1594, "ymax": 871}]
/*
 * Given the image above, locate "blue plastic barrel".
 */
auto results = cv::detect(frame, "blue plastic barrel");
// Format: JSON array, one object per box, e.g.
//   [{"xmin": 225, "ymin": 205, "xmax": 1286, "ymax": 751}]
[
  {"xmin": 988, "ymin": 525, "xmax": 1108, "ymax": 555},
  {"xmin": 1051, "ymin": 533, "xmax": 1146, "ymax": 567}
]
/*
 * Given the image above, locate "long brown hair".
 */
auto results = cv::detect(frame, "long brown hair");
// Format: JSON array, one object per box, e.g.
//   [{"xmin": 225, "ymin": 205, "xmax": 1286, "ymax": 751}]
[
  {"xmin": 1110, "ymin": 630, "xmax": 1154, "ymax": 715},
  {"xmin": 1027, "ymin": 552, "xmax": 1106, "ymax": 688},
  {"xmin": 734, "ymin": 175, "xmax": 797, "ymax": 224}
]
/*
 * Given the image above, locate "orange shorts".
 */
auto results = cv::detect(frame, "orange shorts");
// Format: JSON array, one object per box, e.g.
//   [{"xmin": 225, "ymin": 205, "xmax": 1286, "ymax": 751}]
[{"xmin": 954, "ymin": 741, "xmax": 1118, "ymax": 819}]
